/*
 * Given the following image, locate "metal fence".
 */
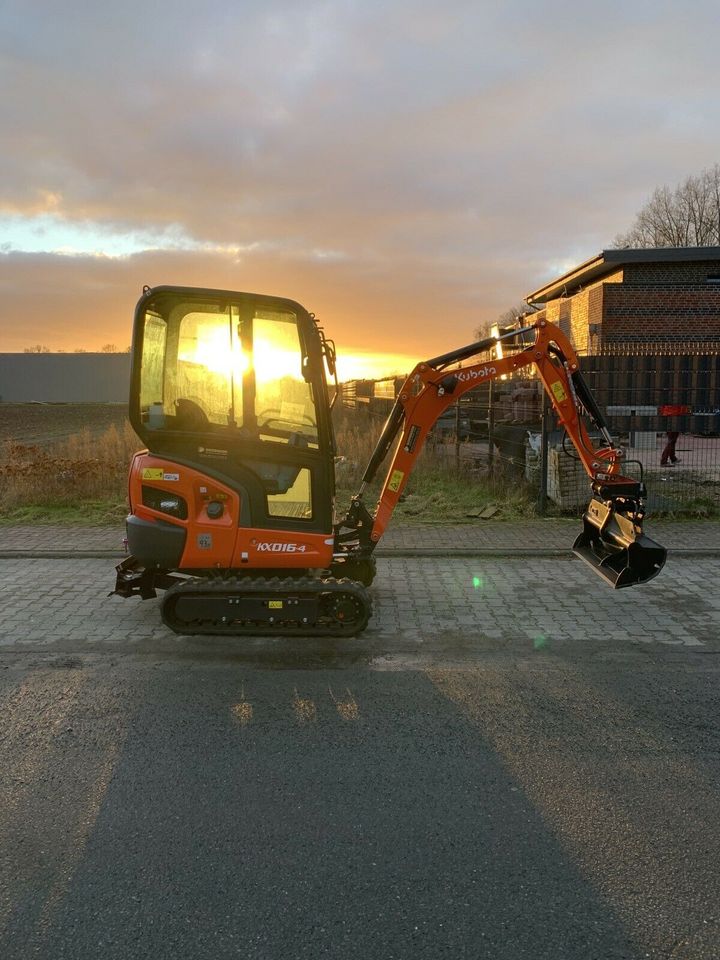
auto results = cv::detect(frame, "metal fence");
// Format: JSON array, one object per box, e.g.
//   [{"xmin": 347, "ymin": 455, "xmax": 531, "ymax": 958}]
[{"xmin": 340, "ymin": 355, "xmax": 720, "ymax": 514}]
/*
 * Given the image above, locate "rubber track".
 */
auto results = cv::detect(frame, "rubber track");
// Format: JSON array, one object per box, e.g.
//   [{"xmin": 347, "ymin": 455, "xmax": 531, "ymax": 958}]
[{"xmin": 160, "ymin": 575, "xmax": 372, "ymax": 637}]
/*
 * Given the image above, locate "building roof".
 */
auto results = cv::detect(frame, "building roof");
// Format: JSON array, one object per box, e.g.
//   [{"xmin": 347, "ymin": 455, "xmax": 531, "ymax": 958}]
[{"xmin": 526, "ymin": 245, "xmax": 720, "ymax": 305}]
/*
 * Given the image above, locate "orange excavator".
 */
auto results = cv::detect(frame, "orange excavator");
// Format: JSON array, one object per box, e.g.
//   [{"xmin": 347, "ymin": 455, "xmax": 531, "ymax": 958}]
[{"xmin": 113, "ymin": 285, "xmax": 666, "ymax": 635}]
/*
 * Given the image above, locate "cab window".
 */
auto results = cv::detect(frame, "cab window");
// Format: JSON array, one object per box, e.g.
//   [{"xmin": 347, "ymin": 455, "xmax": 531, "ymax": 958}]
[{"xmin": 139, "ymin": 298, "xmax": 318, "ymax": 447}]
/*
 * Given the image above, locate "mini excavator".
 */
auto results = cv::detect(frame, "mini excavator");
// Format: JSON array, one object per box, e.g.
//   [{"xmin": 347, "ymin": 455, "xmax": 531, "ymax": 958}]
[{"xmin": 114, "ymin": 285, "xmax": 666, "ymax": 636}]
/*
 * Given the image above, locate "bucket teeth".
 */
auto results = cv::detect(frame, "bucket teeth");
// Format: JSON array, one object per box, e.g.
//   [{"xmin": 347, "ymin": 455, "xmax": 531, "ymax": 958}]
[{"xmin": 572, "ymin": 497, "xmax": 666, "ymax": 588}]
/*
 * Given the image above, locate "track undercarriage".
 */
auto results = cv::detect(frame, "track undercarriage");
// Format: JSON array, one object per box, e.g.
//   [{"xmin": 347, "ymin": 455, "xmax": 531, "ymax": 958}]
[{"xmin": 115, "ymin": 559, "xmax": 372, "ymax": 637}]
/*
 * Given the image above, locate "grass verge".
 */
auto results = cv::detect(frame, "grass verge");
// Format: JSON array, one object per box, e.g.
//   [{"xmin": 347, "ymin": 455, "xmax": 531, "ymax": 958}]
[
  {"xmin": 0, "ymin": 501, "xmax": 130, "ymax": 526},
  {"xmin": 0, "ymin": 423, "xmax": 138, "ymax": 525},
  {"xmin": 2, "ymin": 412, "xmax": 715, "ymax": 525},
  {"xmin": 1, "ymin": 414, "xmax": 537, "ymax": 525}
]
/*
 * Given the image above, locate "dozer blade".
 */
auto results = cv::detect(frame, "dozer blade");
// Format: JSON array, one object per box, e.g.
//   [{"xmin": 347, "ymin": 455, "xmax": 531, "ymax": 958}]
[{"xmin": 572, "ymin": 497, "xmax": 666, "ymax": 589}]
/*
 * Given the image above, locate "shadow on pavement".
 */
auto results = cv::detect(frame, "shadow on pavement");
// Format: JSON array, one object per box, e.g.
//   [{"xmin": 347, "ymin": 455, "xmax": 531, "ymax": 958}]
[{"xmin": 0, "ymin": 663, "xmax": 637, "ymax": 960}]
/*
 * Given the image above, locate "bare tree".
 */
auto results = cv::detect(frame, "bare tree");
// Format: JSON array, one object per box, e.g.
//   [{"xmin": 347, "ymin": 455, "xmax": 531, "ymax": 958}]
[
  {"xmin": 615, "ymin": 164, "xmax": 720, "ymax": 248},
  {"xmin": 474, "ymin": 303, "xmax": 535, "ymax": 341},
  {"xmin": 23, "ymin": 344, "xmax": 50, "ymax": 353},
  {"xmin": 100, "ymin": 343, "xmax": 117, "ymax": 353}
]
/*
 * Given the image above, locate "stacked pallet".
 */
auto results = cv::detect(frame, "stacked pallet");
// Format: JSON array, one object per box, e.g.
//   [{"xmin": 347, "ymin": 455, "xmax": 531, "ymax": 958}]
[{"xmin": 547, "ymin": 447, "xmax": 588, "ymax": 509}]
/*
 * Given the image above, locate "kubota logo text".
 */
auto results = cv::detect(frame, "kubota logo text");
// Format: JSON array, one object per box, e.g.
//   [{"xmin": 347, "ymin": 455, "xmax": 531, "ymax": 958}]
[{"xmin": 457, "ymin": 366, "xmax": 497, "ymax": 382}]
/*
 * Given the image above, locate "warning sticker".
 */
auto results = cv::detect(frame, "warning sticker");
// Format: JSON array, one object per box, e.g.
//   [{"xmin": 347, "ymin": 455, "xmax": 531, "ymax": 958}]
[
  {"xmin": 142, "ymin": 468, "xmax": 180, "ymax": 481},
  {"xmin": 551, "ymin": 381, "xmax": 567, "ymax": 403},
  {"xmin": 388, "ymin": 469, "xmax": 405, "ymax": 493}
]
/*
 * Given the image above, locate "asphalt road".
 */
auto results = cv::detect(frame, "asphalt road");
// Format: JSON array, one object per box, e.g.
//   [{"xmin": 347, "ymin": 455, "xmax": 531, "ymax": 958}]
[{"xmin": 1, "ymin": 557, "xmax": 719, "ymax": 959}]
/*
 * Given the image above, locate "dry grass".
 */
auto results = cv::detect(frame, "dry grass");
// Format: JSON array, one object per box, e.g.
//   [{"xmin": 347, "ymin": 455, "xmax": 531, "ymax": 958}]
[
  {"xmin": 0, "ymin": 422, "xmax": 141, "ymax": 521},
  {"xmin": 332, "ymin": 408, "xmax": 448, "ymax": 482},
  {"xmin": 0, "ymin": 409, "xmax": 534, "ymax": 524},
  {"xmin": 332, "ymin": 409, "xmax": 536, "ymax": 522}
]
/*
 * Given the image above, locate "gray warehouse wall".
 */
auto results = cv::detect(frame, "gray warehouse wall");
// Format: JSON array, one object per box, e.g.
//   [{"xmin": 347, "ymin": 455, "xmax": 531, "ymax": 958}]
[{"xmin": 0, "ymin": 354, "xmax": 131, "ymax": 402}]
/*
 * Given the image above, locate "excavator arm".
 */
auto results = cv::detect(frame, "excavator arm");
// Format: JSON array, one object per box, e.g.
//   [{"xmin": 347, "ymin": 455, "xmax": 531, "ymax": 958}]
[{"xmin": 336, "ymin": 318, "xmax": 666, "ymax": 588}]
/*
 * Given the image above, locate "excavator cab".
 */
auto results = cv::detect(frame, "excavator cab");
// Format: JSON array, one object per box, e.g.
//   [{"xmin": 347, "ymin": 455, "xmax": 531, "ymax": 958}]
[
  {"xmin": 125, "ymin": 286, "xmax": 340, "ymax": 566},
  {"xmin": 132, "ymin": 287, "xmax": 336, "ymax": 512}
]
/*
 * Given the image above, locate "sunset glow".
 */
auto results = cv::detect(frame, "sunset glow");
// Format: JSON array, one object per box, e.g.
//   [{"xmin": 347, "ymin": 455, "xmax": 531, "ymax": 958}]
[
  {"xmin": 2, "ymin": 2, "xmax": 720, "ymax": 365},
  {"xmin": 179, "ymin": 334, "xmax": 414, "ymax": 384},
  {"xmin": 334, "ymin": 351, "xmax": 416, "ymax": 382},
  {"xmin": 174, "ymin": 308, "xmax": 414, "ymax": 384}
]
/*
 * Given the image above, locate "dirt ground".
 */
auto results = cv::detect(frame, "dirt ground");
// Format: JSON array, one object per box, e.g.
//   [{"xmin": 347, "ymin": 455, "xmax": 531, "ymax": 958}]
[{"xmin": 0, "ymin": 404, "xmax": 130, "ymax": 447}]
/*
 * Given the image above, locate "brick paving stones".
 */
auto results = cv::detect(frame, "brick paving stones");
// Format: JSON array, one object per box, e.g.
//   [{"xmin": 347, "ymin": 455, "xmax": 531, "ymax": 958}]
[
  {"xmin": 1, "ymin": 519, "xmax": 719, "ymax": 556},
  {"xmin": 0, "ymin": 555, "xmax": 715, "ymax": 660}
]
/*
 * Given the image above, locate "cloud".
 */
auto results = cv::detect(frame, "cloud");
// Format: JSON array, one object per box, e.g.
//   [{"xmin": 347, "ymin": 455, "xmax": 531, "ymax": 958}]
[
  {"xmin": 0, "ymin": 245, "xmax": 520, "ymax": 356},
  {"xmin": 1, "ymin": 0, "xmax": 720, "ymax": 356}
]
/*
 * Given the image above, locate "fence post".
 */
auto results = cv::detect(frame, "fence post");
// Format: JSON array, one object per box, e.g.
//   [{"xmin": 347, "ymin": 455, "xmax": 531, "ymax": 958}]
[
  {"xmin": 454, "ymin": 399, "xmax": 461, "ymax": 474},
  {"xmin": 536, "ymin": 391, "xmax": 549, "ymax": 515},
  {"xmin": 487, "ymin": 381, "xmax": 495, "ymax": 474}
]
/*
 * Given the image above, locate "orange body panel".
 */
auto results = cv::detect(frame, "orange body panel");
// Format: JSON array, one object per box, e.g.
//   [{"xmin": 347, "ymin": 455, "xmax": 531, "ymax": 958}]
[{"xmin": 129, "ymin": 452, "xmax": 334, "ymax": 570}]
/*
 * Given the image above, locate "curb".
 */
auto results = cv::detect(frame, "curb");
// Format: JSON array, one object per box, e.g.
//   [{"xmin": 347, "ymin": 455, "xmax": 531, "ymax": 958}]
[
  {"xmin": 1, "ymin": 548, "xmax": 718, "ymax": 560},
  {"xmin": 379, "ymin": 547, "xmax": 720, "ymax": 559}
]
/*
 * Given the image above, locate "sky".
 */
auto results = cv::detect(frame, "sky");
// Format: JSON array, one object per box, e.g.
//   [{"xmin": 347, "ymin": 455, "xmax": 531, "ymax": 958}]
[{"xmin": 2, "ymin": 0, "xmax": 720, "ymax": 375}]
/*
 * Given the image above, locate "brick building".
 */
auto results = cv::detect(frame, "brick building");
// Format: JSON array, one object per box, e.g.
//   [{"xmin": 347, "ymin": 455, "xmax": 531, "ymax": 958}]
[{"xmin": 525, "ymin": 246, "xmax": 720, "ymax": 355}]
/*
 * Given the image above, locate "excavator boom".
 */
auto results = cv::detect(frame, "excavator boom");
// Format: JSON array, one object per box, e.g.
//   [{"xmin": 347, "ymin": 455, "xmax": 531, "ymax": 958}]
[{"xmin": 338, "ymin": 318, "xmax": 666, "ymax": 589}]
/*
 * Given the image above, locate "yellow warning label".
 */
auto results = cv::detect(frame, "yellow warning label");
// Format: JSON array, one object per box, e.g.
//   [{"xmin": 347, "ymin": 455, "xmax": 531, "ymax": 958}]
[
  {"xmin": 142, "ymin": 468, "xmax": 164, "ymax": 480},
  {"xmin": 550, "ymin": 381, "xmax": 567, "ymax": 403},
  {"xmin": 268, "ymin": 600, "xmax": 284, "ymax": 609},
  {"xmin": 388, "ymin": 469, "xmax": 405, "ymax": 493}
]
